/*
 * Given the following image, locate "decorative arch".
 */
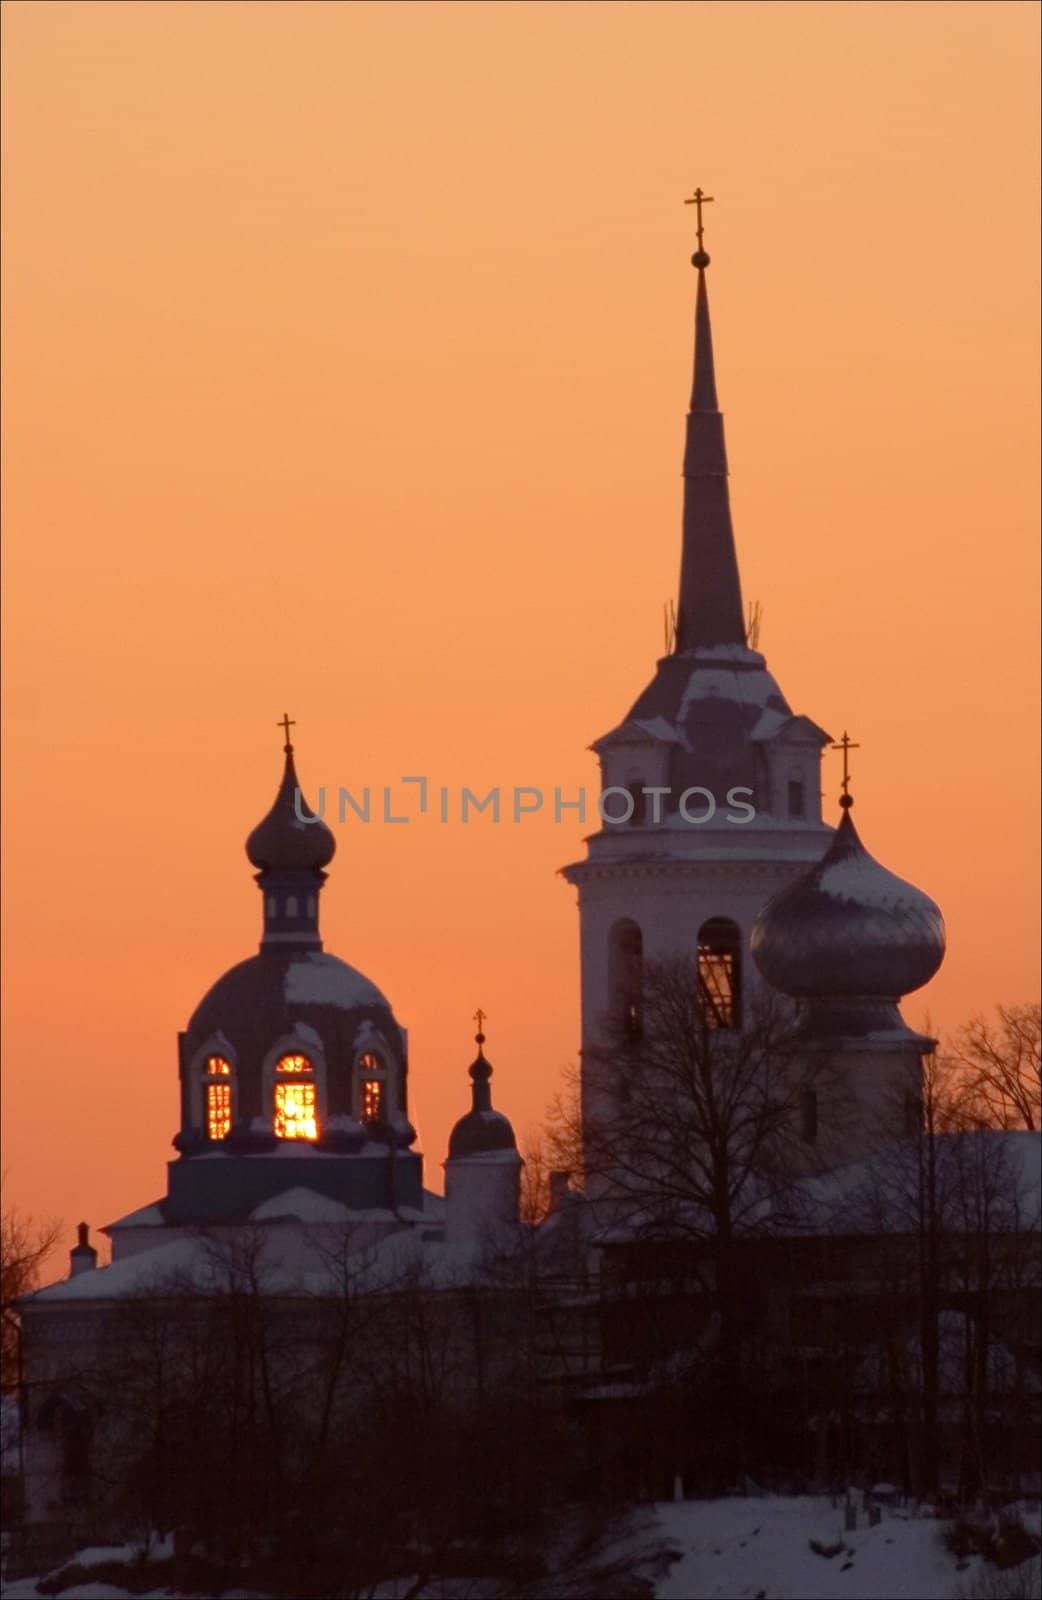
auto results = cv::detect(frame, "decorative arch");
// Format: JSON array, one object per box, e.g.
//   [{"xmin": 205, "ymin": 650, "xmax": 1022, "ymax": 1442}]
[
  {"xmin": 696, "ymin": 917, "xmax": 743, "ymax": 1030},
  {"xmin": 188, "ymin": 1035, "xmax": 238, "ymax": 1140},
  {"xmin": 608, "ymin": 918, "xmax": 644, "ymax": 1041},
  {"xmin": 261, "ymin": 1030, "xmax": 327, "ymax": 1140}
]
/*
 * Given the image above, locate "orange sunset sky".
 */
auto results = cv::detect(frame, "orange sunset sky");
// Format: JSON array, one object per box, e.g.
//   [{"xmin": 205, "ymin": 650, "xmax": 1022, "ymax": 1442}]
[{"xmin": 2, "ymin": 2, "xmax": 1039, "ymax": 1250}]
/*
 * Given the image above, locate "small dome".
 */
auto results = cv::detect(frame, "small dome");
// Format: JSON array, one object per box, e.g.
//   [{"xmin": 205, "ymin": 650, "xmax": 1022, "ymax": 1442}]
[
  {"xmin": 246, "ymin": 748, "xmax": 335, "ymax": 873},
  {"xmin": 447, "ymin": 1037, "xmax": 517, "ymax": 1160},
  {"xmin": 750, "ymin": 806, "xmax": 945, "ymax": 999}
]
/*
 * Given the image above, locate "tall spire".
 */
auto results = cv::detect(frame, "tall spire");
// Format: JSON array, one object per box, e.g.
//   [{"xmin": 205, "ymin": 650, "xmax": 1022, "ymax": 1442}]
[{"xmin": 674, "ymin": 194, "xmax": 746, "ymax": 654}]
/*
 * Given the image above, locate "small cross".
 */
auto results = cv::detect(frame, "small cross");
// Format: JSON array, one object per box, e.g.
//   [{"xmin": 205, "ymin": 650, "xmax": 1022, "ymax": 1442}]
[
  {"xmin": 684, "ymin": 186, "xmax": 715, "ymax": 253},
  {"xmin": 278, "ymin": 713, "xmax": 296, "ymax": 751},
  {"xmin": 473, "ymin": 1007, "xmax": 487, "ymax": 1033},
  {"xmin": 830, "ymin": 730, "xmax": 860, "ymax": 798}
]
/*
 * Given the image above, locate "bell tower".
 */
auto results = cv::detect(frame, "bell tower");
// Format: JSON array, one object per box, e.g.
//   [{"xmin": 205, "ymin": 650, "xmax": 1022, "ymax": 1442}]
[{"xmin": 562, "ymin": 199, "xmax": 833, "ymax": 1138}]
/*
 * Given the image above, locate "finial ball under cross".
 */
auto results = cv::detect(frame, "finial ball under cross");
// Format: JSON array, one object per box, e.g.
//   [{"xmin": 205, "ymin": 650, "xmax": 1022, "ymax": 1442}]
[
  {"xmin": 830, "ymin": 730, "xmax": 860, "ymax": 809},
  {"xmin": 278, "ymin": 713, "xmax": 296, "ymax": 753},
  {"xmin": 684, "ymin": 186, "xmax": 714, "ymax": 268},
  {"xmin": 473, "ymin": 1007, "xmax": 487, "ymax": 1047}
]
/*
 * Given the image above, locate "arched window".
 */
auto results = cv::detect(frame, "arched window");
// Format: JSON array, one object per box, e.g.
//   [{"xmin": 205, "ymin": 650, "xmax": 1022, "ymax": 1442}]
[
  {"xmin": 608, "ymin": 919, "xmax": 643, "ymax": 1042},
  {"xmin": 204, "ymin": 1055, "xmax": 233, "ymax": 1140},
  {"xmin": 627, "ymin": 783, "xmax": 646, "ymax": 826},
  {"xmin": 787, "ymin": 774, "xmax": 806, "ymax": 818},
  {"xmin": 356, "ymin": 1051, "xmax": 387, "ymax": 1123},
  {"xmin": 696, "ymin": 917, "xmax": 742, "ymax": 1030},
  {"xmin": 273, "ymin": 1053, "xmax": 317, "ymax": 1140}
]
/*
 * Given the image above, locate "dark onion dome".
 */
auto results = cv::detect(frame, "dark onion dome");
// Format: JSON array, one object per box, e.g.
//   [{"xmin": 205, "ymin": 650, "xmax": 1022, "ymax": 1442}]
[
  {"xmin": 447, "ymin": 1033, "xmax": 518, "ymax": 1160},
  {"xmin": 246, "ymin": 746, "xmax": 335, "ymax": 873},
  {"xmin": 750, "ymin": 803, "xmax": 945, "ymax": 999}
]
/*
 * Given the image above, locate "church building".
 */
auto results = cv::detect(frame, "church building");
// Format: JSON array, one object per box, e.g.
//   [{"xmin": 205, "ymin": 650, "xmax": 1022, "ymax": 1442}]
[
  {"xmin": 562, "ymin": 192, "xmax": 945, "ymax": 1165},
  {"xmin": 20, "ymin": 199, "xmax": 1005, "ymax": 1538}
]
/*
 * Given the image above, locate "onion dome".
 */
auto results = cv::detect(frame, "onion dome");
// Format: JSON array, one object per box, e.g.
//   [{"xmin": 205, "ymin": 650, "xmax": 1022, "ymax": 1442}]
[
  {"xmin": 751, "ymin": 799, "xmax": 945, "ymax": 1002},
  {"xmin": 246, "ymin": 733, "xmax": 335, "ymax": 874},
  {"xmin": 447, "ymin": 1024, "xmax": 518, "ymax": 1160}
]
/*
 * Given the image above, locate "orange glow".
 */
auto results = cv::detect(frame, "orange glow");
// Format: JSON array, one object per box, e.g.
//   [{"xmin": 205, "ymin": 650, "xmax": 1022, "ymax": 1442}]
[
  {"xmin": 206, "ymin": 1082, "xmax": 232, "ymax": 1141},
  {"xmin": 274, "ymin": 1055, "xmax": 317, "ymax": 1139},
  {"xmin": 1, "ymin": 4, "xmax": 1037, "ymax": 1244},
  {"xmin": 274, "ymin": 1080, "xmax": 317, "ymax": 1141},
  {"xmin": 206, "ymin": 1055, "xmax": 231, "ymax": 1076},
  {"xmin": 275, "ymin": 1054, "xmax": 311, "ymax": 1075},
  {"xmin": 361, "ymin": 1079, "xmax": 383, "ymax": 1124}
]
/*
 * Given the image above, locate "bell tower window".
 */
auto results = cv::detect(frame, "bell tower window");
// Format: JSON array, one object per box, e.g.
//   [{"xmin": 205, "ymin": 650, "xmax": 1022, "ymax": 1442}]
[
  {"xmin": 697, "ymin": 917, "xmax": 742, "ymax": 1030},
  {"xmin": 204, "ymin": 1055, "xmax": 233, "ymax": 1140},
  {"xmin": 787, "ymin": 778, "xmax": 806, "ymax": 818},
  {"xmin": 356, "ymin": 1051, "xmax": 386, "ymax": 1123},
  {"xmin": 273, "ymin": 1053, "xmax": 317, "ymax": 1140}
]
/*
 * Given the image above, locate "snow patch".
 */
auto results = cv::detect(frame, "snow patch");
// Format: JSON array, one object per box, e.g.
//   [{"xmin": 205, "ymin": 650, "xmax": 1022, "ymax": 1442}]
[
  {"xmin": 250, "ymin": 1187, "xmax": 353, "ymax": 1224},
  {"xmin": 283, "ymin": 953, "xmax": 386, "ymax": 1010}
]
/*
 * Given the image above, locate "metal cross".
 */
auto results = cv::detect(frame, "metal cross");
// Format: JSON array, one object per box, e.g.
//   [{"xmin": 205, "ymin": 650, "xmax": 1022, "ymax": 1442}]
[
  {"xmin": 684, "ymin": 187, "xmax": 715, "ymax": 252},
  {"xmin": 830, "ymin": 730, "xmax": 860, "ymax": 798},
  {"xmin": 473, "ymin": 1008, "xmax": 487, "ymax": 1033},
  {"xmin": 278, "ymin": 713, "xmax": 296, "ymax": 750}
]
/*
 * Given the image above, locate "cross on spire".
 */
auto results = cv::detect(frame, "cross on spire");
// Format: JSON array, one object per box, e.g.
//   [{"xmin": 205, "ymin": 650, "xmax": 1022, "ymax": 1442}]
[
  {"xmin": 831, "ymin": 730, "xmax": 860, "ymax": 807},
  {"xmin": 684, "ymin": 186, "xmax": 715, "ymax": 255},
  {"xmin": 473, "ymin": 1007, "xmax": 487, "ymax": 1039},
  {"xmin": 278, "ymin": 713, "xmax": 296, "ymax": 753}
]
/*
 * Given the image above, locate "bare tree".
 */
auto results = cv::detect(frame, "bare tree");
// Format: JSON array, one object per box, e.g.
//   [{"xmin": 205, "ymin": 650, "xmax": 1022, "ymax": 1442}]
[
  {"xmin": 949, "ymin": 1004, "xmax": 1041, "ymax": 1132},
  {"xmin": 550, "ymin": 958, "xmax": 828, "ymax": 1485},
  {"xmin": 1, "ymin": 1191, "xmax": 61, "ymax": 1393}
]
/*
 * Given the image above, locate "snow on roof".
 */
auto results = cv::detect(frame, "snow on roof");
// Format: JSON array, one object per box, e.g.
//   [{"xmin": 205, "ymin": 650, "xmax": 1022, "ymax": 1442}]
[
  {"xmin": 816, "ymin": 852, "xmax": 925, "ymax": 910},
  {"xmin": 283, "ymin": 952, "xmax": 387, "ymax": 1010},
  {"xmin": 102, "ymin": 1200, "xmax": 166, "ymax": 1232},
  {"xmin": 249, "ymin": 1187, "xmax": 353, "ymax": 1224},
  {"xmin": 793, "ymin": 1131, "xmax": 1042, "ymax": 1236},
  {"xmin": 677, "ymin": 664, "xmax": 788, "ymax": 718}
]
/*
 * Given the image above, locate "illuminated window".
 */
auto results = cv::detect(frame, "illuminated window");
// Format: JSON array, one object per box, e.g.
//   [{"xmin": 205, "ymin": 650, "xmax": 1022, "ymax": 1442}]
[
  {"xmin": 697, "ymin": 918, "xmax": 742, "ymax": 1030},
  {"xmin": 204, "ymin": 1055, "xmax": 233, "ymax": 1140},
  {"xmin": 356, "ymin": 1051, "xmax": 386, "ymax": 1123},
  {"xmin": 273, "ymin": 1053, "xmax": 317, "ymax": 1139}
]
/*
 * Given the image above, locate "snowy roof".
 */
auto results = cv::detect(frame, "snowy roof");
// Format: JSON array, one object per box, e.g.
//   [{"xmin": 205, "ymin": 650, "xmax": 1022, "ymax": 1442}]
[
  {"xmin": 249, "ymin": 1186, "xmax": 354, "ymax": 1223},
  {"xmin": 103, "ymin": 1200, "xmax": 166, "ymax": 1233},
  {"xmin": 283, "ymin": 951, "xmax": 387, "ymax": 1009}
]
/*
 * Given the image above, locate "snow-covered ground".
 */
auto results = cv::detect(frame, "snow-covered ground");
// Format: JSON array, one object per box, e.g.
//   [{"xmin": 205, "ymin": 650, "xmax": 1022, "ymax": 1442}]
[
  {"xmin": 651, "ymin": 1494, "xmax": 996, "ymax": 1599},
  {"xmin": 2, "ymin": 1497, "xmax": 1038, "ymax": 1599}
]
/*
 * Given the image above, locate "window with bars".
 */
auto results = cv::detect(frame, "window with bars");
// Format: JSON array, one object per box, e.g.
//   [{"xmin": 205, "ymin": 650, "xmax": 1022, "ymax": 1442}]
[
  {"xmin": 273, "ymin": 1054, "xmax": 317, "ymax": 1139},
  {"xmin": 696, "ymin": 918, "xmax": 742, "ymax": 1030},
  {"xmin": 356, "ymin": 1051, "xmax": 386, "ymax": 1123},
  {"xmin": 204, "ymin": 1055, "xmax": 233, "ymax": 1139}
]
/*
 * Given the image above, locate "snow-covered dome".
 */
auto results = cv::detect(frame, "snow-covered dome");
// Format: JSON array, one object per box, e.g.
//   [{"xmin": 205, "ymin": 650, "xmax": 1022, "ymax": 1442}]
[{"xmin": 750, "ymin": 802, "xmax": 945, "ymax": 1000}]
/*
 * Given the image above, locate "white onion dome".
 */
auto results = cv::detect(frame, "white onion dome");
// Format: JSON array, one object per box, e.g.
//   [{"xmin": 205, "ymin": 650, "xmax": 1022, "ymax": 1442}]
[{"xmin": 751, "ymin": 801, "xmax": 945, "ymax": 1000}]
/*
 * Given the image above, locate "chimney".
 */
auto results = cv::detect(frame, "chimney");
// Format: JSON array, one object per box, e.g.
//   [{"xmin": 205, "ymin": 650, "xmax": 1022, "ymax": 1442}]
[
  {"xmin": 69, "ymin": 1222, "xmax": 97, "ymax": 1278},
  {"xmin": 548, "ymin": 1170, "xmax": 571, "ymax": 1215}
]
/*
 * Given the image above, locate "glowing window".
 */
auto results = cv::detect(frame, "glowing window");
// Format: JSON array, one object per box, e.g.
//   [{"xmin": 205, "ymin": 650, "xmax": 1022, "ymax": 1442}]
[
  {"xmin": 204, "ymin": 1055, "xmax": 233, "ymax": 1139},
  {"xmin": 696, "ymin": 918, "xmax": 742, "ymax": 1030},
  {"xmin": 357, "ymin": 1051, "xmax": 386, "ymax": 1123},
  {"xmin": 273, "ymin": 1053, "xmax": 317, "ymax": 1139}
]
